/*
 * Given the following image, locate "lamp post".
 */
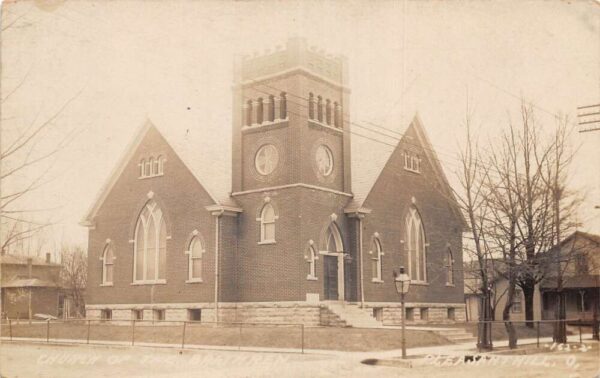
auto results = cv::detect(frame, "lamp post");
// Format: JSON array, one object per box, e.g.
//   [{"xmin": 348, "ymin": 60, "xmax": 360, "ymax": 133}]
[{"xmin": 394, "ymin": 266, "xmax": 411, "ymax": 359}]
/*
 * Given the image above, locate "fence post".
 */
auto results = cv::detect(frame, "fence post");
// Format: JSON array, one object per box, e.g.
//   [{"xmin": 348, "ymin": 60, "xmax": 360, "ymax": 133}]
[
  {"xmin": 181, "ymin": 321, "xmax": 186, "ymax": 349},
  {"xmin": 46, "ymin": 320, "xmax": 50, "ymax": 343},
  {"xmin": 9, "ymin": 319, "xmax": 12, "ymax": 341},
  {"xmin": 301, "ymin": 324, "xmax": 304, "ymax": 354},
  {"xmin": 86, "ymin": 320, "xmax": 91, "ymax": 344},
  {"xmin": 131, "ymin": 320, "xmax": 136, "ymax": 346},
  {"xmin": 579, "ymin": 321, "xmax": 582, "ymax": 344},
  {"xmin": 536, "ymin": 321, "xmax": 540, "ymax": 348}
]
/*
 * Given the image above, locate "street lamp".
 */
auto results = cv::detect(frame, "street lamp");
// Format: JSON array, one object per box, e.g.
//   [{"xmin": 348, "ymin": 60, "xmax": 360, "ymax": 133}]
[{"xmin": 394, "ymin": 266, "xmax": 411, "ymax": 359}]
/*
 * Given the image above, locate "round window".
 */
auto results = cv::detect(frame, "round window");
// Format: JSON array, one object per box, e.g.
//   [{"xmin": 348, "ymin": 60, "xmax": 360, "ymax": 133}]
[
  {"xmin": 255, "ymin": 144, "xmax": 279, "ymax": 175},
  {"xmin": 315, "ymin": 145, "xmax": 333, "ymax": 176}
]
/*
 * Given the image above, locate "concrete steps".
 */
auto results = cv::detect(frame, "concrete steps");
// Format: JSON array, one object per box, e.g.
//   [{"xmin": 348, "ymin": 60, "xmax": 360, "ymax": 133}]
[{"xmin": 324, "ymin": 303, "xmax": 383, "ymax": 328}]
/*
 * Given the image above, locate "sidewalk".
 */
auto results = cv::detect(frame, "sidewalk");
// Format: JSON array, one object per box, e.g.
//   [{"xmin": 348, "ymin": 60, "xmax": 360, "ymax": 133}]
[{"xmin": 1, "ymin": 333, "xmax": 595, "ymax": 360}]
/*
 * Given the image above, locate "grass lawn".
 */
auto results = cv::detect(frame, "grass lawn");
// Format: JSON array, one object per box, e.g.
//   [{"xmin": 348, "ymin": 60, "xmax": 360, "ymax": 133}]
[{"xmin": 3, "ymin": 322, "xmax": 449, "ymax": 352}]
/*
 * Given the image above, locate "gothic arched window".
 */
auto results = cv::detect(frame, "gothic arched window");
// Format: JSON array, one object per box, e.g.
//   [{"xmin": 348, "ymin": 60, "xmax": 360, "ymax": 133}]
[
  {"xmin": 405, "ymin": 206, "xmax": 427, "ymax": 282},
  {"xmin": 306, "ymin": 245, "xmax": 317, "ymax": 279},
  {"xmin": 259, "ymin": 203, "xmax": 276, "ymax": 243},
  {"xmin": 371, "ymin": 238, "xmax": 383, "ymax": 282},
  {"xmin": 187, "ymin": 234, "xmax": 204, "ymax": 282},
  {"xmin": 334, "ymin": 102, "xmax": 341, "ymax": 128},
  {"xmin": 308, "ymin": 93, "xmax": 315, "ymax": 120},
  {"xmin": 134, "ymin": 200, "xmax": 167, "ymax": 282},
  {"xmin": 139, "ymin": 159, "xmax": 146, "ymax": 177},
  {"xmin": 446, "ymin": 248, "xmax": 454, "ymax": 285},
  {"xmin": 101, "ymin": 244, "xmax": 115, "ymax": 285},
  {"xmin": 325, "ymin": 99, "xmax": 332, "ymax": 125}
]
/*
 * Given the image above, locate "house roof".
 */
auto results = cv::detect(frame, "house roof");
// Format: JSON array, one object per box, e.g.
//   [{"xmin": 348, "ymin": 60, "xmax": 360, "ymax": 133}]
[
  {"xmin": 1, "ymin": 278, "xmax": 58, "ymax": 288},
  {"xmin": 0, "ymin": 254, "xmax": 60, "ymax": 267},
  {"xmin": 540, "ymin": 275, "xmax": 600, "ymax": 289}
]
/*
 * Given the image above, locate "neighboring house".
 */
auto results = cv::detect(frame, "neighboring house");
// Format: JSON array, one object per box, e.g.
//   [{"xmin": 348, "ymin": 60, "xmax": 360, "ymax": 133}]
[
  {"xmin": 81, "ymin": 38, "xmax": 467, "ymax": 325},
  {"xmin": 0, "ymin": 253, "xmax": 61, "ymax": 319},
  {"xmin": 463, "ymin": 260, "xmax": 542, "ymax": 322},
  {"xmin": 540, "ymin": 231, "xmax": 600, "ymax": 321}
]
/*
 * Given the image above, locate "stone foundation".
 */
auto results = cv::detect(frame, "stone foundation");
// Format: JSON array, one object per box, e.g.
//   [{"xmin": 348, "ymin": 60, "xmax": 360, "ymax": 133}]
[
  {"xmin": 86, "ymin": 301, "xmax": 466, "ymax": 326},
  {"xmin": 359, "ymin": 302, "xmax": 466, "ymax": 325}
]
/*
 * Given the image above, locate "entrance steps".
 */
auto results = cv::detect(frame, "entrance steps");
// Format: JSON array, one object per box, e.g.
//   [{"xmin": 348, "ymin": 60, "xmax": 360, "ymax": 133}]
[{"xmin": 323, "ymin": 302, "xmax": 383, "ymax": 328}]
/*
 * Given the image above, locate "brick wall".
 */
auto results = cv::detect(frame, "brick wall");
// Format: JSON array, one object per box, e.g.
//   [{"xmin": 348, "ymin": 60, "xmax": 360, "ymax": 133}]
[
  {"xmin": 87, "ymin": 126, "xmax": 218, "ymax": 306},
  {"xmin": 361, "ymin": 123, "xmax": 465, "ymax": 304}
]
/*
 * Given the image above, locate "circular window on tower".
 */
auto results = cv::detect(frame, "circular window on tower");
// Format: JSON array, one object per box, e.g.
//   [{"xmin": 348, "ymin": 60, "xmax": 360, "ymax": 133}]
[
  {"xmin": 315, "ymin": 145, "xmax": 334, "ymax": 177},
  {"xmin": 255, "ymin": 144, "xmax": 279, "ymax": 176}
]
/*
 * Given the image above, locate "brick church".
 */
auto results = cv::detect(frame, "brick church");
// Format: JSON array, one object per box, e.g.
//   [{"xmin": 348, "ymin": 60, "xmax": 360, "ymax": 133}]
[{"xmin": 82, "ymin": 38, "xmax": 466, "ymax": 326}]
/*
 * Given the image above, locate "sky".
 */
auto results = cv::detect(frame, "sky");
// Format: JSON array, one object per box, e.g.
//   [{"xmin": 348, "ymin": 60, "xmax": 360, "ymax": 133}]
[{"xmin": 1, "ymin": 0, "xmax": 599, "ymax": 254}]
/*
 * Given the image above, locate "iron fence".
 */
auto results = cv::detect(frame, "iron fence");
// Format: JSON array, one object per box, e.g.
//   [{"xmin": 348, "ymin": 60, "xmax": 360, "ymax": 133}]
[{"xmin": 1, "ymin": 318, "xmax": 306, "ymax": 353}]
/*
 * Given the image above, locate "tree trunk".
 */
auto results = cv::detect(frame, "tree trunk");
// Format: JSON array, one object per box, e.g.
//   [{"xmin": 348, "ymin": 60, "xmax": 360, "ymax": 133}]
[
  {"xmin": 503, "ymin": 279, "xmax": 518, "ymax": 349},
  {"xmin": 522, "ymin": 282, "xmax": 535, "ymax": 328},
  {"xmin": 553, "ymin": 291, "xmax": 567, "ymax": 343}
]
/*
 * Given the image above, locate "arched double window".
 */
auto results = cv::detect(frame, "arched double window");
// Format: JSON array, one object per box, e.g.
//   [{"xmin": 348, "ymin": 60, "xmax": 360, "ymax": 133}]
[
  {"xmin": 101, "ymin": 244, "xmax": 115, "ymax": 285},
  {"xmin": 405, "ymin": 206, "xmax": 427, "ymax": 282},
  {"xmin": 446, "ymin": 248, "xmax": 454, "ymax": 285},
  {"xmin": 371, "ymin": 238, "xmax": 383, "ymax": 282},
  {"xmin": 317, "ymin": 96, "xmax": 323, "ymax": 122},
  {"xmin": 279, "ymin": 92, "xmax": 287, "ymax": 119},
  {"xmin": 246, "ymin": 100, "xmax": 253, "ymax": 126},
  {"xmin": 268, "ymin": 95, "xmax": 275, "ymax": 122},
  {"xmin": 306, "ymin": 245, "xmax": 317, "ymax": 279},
  {"xmin": 134, "ymin": 200, "xmax": 167, "ymax": 282},
  {"xmin": 186, "ymin": 234, "xmax": 205, "ymax": 282},
  {"xmin": 139, "ymin": 156, "xmax": 165, "ymax": 178},
  {"xmin": 259, "ymin": 203, "xmax": 276, "ymax": 243},
  {"xmin": 256, "ymin": 98, "xmax": 264, "ymax": 124}
]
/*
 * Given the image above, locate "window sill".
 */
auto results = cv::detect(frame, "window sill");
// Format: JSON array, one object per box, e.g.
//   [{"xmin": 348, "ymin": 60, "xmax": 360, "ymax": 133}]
[
  {"xmin": 258, "ymin": 240, "xmax": 276, "ymax": 245},
  {"xmin": 99, "ymin": 283, "xmax": 113, "ymax": 287},
  {"xmin": 185, "ymin": 279, "xmax": 203, "ymax": 284},
  {"xmin": 241, "ymin": 119, "xmax": 289, "ymax": 134},
  {"xmin": 131, "ymin": 280, "xmax": 167, "ymax": 285},
  {"xmin": 306, "ymin": 275, "xmax": 318, "ymax": 281},
  {"xmin": 410, "ymin": 281, "xmax": 429, "ymax": 286},
  {"xmin": 308, "ymin": 119, "xmax": 343, "ymax": 134},
  {"xmin": 138, "ymin": 173, "xmax": 164, "ymax": 180},
  {"xmin": 371, "ymin": 278, "xmax": 384, "ymax": 284},
  {"xmin": 403, "ymin": 168, "xmax": 421, "ymax": 174},
  {"xmin": 445, "ymin": 283, "xmax": 455, "ymax": 287}
]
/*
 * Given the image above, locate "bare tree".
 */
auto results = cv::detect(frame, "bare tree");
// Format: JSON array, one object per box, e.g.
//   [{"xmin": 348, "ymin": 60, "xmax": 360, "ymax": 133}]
[
  {"xmin": 1, "ymin": 7, "xmax": 82, "ymax": 255},
  {"xmin": 455, "ymin": 112, "xmax": 496, "ymax": 350},
  {"xmin": 59, "ymin": 245, "xmax": 87, "ymax": 318}
]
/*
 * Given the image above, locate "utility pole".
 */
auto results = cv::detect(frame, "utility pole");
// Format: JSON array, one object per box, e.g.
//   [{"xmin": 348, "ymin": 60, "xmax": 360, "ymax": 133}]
[
  {"xmin": 577, "ymin": 104, "xmax": 600, "ymax": 133},
  {"xmin": 553, "ymin": 128, "xmax": 566, "ymax": 343}
]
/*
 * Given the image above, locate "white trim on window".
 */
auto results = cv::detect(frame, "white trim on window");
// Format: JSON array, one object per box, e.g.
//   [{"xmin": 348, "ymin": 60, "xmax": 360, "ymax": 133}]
[
  {"xmin": 258, "ymin": 203, "xmax": 277, "ymax": 244},
  {"xmin": 185, "ymin": 233, "xmax": 205, "ymax": 283},
  {"xmin": 371, "ymin": 238, "xmax": 383, "ymax": 283},
  {"xmin": 101, "ymin": 244, "xmax": 115, "ymax": 286},
  {"xmin": 306, "ymin": 245, "xmax": 318, "ymax": 280},
  {"xmin": 133, "ymin": 200, "xmax": 167, "ymax": 284},
  {"xmin": 405, "ymin": 206, "xmax": 427, "ymax": 283}
]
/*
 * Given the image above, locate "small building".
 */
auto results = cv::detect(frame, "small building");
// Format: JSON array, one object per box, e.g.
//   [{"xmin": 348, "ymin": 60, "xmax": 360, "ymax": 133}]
[
  {"xmin": 463, "ymin": 260, "xmax": 542, "ymax": 322},
  {"xmin": 0, "ymin": 253, "xmax": 61, "ymax": 319},
  {"xmin": 540, "ymin": 231, "xmax": 600, "ymax": 321}
]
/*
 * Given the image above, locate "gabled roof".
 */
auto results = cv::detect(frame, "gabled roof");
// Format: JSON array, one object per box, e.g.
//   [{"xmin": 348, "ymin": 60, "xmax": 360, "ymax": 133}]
[
  {"xmin": 0, "ymin": 254, "xmax": 60, "ymax": 267},
  {"xmin": 81, "ymin": 120, "xmax": 239, "ymax": 225},
  {"xmin": 2, "ymin": 277, "xmax": 58, "ymax": 288},
  {"xmin": 349, "ymin": 114, "xmax": 465, "ymax": 226}
]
